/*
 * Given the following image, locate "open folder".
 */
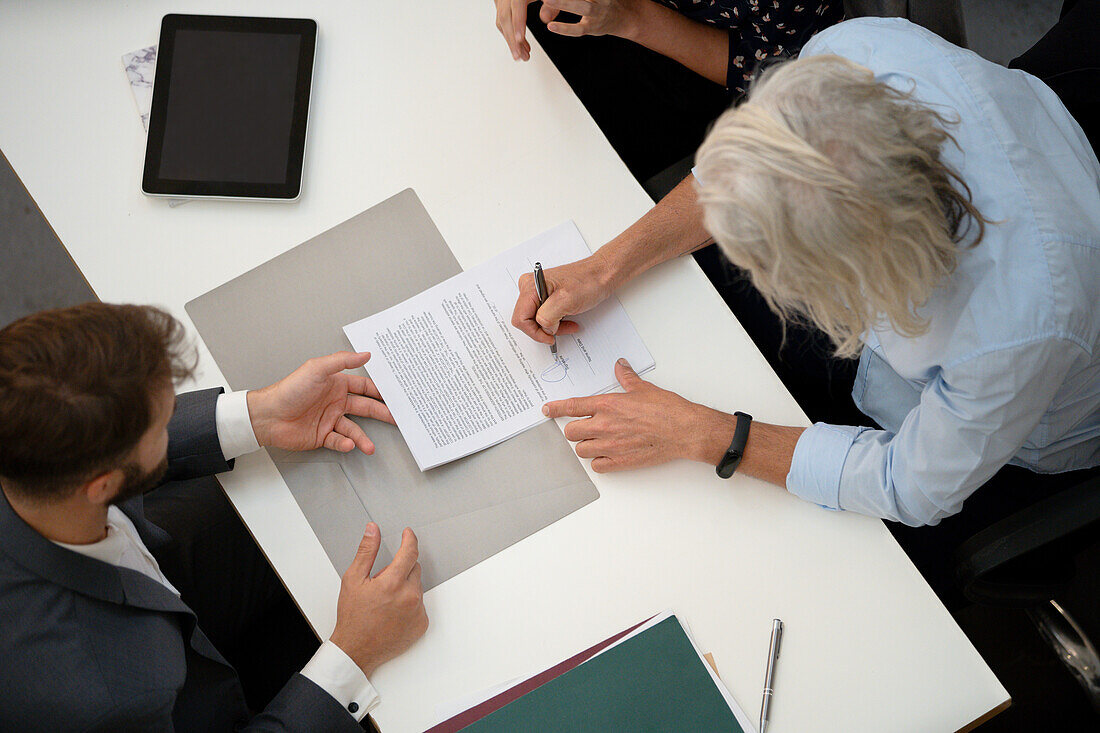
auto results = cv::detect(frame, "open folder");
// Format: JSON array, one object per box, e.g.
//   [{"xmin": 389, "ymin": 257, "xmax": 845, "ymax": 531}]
[
  {"xmin": 428, "ymin": 611, "xmax": 755, "ymax": 733},
  {"xmin": 185, "ymin": 190, "xmax": 600, "ymax": 590}
]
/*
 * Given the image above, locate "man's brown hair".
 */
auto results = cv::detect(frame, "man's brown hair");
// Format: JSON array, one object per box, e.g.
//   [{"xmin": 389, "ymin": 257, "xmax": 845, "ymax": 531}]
[{"xmin": 0, "ymin": 303, "xmax": 196, "ymax": 501}]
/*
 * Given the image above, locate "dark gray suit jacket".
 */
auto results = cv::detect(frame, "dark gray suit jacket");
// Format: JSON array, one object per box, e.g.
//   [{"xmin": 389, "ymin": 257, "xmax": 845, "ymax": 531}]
[{"xmin": 0, "ymin": 389, "xmax": 361, "ymax": 732}]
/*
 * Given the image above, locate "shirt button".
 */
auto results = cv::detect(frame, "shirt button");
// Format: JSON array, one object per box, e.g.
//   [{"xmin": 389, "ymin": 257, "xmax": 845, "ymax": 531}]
[{"xmin": 348, "ymin": 702, "xmax": 359, "ymax": 714}]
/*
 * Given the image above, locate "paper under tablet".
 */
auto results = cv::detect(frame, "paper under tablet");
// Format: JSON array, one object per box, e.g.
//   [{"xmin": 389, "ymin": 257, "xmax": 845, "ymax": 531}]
[{"xmin": 185, "ymin": 189, "xmax": 599, "ymax": 589}]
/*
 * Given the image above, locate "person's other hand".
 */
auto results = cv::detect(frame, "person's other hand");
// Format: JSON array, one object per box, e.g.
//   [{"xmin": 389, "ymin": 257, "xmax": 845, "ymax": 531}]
[
  {"xmin": 330, "ymin": 524, "xmax": 428, "ymax": 677},
  {"xmin": 511, "ymin": 253, "xmax": 615, "ymax": 345},
  {"xmin": 247, "ymin": 351, "xmax": 396, "ymax": 454},
  {"xmin": 544, "ymin": 359, "xmax": 727, "ymax": 472},
  {"xmin": 542, "ymin": 0, "xmax": 643, "ymax": 39},
  {"xmin": 495, "ymin": 0, "xmax": 537, "ymax": 61}
]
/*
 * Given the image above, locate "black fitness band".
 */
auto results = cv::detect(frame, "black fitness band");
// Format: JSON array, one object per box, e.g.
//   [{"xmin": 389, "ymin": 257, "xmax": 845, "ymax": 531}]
[{"xmin": 715, "ymin": 411, "xmax": 753, "ymax": 479}]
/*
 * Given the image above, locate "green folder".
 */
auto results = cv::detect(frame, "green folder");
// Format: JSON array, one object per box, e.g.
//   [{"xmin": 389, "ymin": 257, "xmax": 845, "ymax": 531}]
[{"xmin": 461, "ymin": 616, "xmax": 747, "ymax": 732}]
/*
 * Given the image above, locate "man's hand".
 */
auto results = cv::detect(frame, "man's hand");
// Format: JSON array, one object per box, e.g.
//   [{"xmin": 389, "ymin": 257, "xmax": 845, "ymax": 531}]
[
  {"xmin": 511, "ymin": 253, "xmax": 616, "ymax": 345},
  {"xmin": 329, "ymin": 524, "xmax": 428, "ymax": 677},
  {"xmin": 542, "ymin": 0, "xmax": 643, "ymax": 39},
  {"xmin": 544, "ymin": 359, "xmax": 737, "ymax": 472},
  {"xmin": 495, "ymin": 0, "xmax": 540, "ymax": 61},
  {"xmin": 247, "ymin": 351, "xmax": 396, "ymax": 454}
]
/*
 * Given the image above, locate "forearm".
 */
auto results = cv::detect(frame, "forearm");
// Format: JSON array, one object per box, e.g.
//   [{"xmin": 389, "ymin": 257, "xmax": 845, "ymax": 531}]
[
  {"xmin": 693, "ymin": 408, "xmax": 804, "ymax": 488},
  {"xmin": 597, "ymin": 174, "xmax": 713, "ymax": 290},
  {"xmin": 623, "ymin": 0, "xmax": 729, "ymax": 86}
]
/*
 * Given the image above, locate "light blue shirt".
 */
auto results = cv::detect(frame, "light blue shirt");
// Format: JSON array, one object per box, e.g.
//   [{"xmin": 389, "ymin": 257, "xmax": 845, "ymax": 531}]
[{"xmin": 785, "ymin": 19, "xmax": 1100, "ymax": 526}]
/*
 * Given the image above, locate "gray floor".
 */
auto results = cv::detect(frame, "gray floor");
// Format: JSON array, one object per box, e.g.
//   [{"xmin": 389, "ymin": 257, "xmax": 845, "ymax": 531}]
[
  {"xmin": 2, "ymin": 3, "xmax": 1096, "ymax": 730},
  {"xmin": 0, "ymin": 151, "xmax": 94, "ymax": 326}
]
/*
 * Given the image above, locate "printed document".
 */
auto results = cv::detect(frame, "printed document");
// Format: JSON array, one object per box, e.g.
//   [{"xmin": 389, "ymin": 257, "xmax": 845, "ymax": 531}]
[{"xmin": 343, "ymin": 221, "xmax": 654, "ymax": 470}]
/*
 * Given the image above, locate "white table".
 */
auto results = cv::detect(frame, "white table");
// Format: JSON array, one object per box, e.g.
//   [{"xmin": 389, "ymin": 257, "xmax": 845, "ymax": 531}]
[{"xmin": 0, "ymin": 2, "xmax": 1009, "ymax": 730}]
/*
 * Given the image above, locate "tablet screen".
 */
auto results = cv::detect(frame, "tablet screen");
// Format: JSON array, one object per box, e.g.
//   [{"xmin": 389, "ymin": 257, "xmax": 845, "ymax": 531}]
[{"xmin": 143, "ymin": 15, "xmax": 316, "ymax": 200}]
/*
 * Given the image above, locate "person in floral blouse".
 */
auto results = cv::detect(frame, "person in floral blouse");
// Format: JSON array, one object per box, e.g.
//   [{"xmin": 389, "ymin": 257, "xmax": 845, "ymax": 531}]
[{"xmin": 492, "ymin": 0, "xmax": 842, "ymax": 183}]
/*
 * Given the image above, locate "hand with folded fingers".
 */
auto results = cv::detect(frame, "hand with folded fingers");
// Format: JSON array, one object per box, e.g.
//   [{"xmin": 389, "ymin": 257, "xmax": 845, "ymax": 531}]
[
  {"xmin": 494, "ymin": 0, "xmax": 644, "ymax": 61},
  {"xmin": 330, "ymin": 524, "xmax": 429, "ymax": 677},
  {"xmin": 511, "ymin": 253, "xmax": 618, "ymax": 345},
  {"xmin": 246, "ymin": 350, "xmax": 396, "ymax": 455},
  {"xmin": 540, "ymin": 0, "xmax": 644, "ymax": 40}
]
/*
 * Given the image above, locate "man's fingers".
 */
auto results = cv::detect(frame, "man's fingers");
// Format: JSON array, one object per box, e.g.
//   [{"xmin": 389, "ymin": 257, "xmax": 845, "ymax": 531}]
[
  {"xmin": 346, "ymin": 395, "xmax": 396, "ymax": 425},
  {"xmin": 543, "ymin": 395, "xmax": 601, "ymax": 419},
  {"xmin": 324, "ymin": 432, "xmax": 355, "ymax": 453},
  {"xmin": 540, "ymin": 4, "xmax": 560, "ymax": 23},
  {"xmin": 387, "ymin": 527, "xmax": 420, "ymax": 578},
  {"xmin": 615, "ymin": 358, "xmax": 644, "ymax": 391},
  {"xmin": 348, "ymin": 522, "xmax": 381, "ymax": 578},
  {"xmin": 335, "ymin": 415, "xmax": 376, "ymax": 454},
  {"xmin": 562, "ymin": 416, "xmax": 604, "ymax": 441},
  {"xmin": 310, "ymin": 350, "xmax": 371, "ymax": 376},
  {"xmin": 510, "ymin": 0, "xmax": 528, "ymax": 46},
  {"xmin": 512, "ymin": 279, "xmax": 556, "ymax": 345},
  {"xmin": 408, "ymin": 561, "xmax": 423, "ymax": 584},
  {"xmin": 556, "ymin": 319, "xmax": 581, "ymax": 335},
  {"xmin": 575, "ymin": 438, "xmax": 618, "ymax": 459},
  {"xmin": 543, "ymin": 0, "xmax": 593, "ymax": 16},
  {"xmin": 346, "ymin": 374, "xmax": 384, "ymax": 401},
  {"xmin": 534, "ymin": 291, "xmax": 575, "ymax": 336},
  {"xmin": 547, "ymin": 20, "xmax": 587, "ymax": 37},
  {"xmin": 591, "ymin": 455, "xmax": 629, "ymax": 473}
]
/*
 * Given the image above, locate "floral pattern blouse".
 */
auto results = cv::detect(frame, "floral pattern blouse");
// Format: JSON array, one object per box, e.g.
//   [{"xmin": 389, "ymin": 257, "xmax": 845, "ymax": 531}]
[{"xmin": 653, "ymin": 0, "xmax": 844, "ymax": 93}]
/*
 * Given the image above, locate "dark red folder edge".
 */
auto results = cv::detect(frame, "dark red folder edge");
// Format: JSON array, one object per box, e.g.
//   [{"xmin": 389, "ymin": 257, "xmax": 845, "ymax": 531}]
[{"xmin": 424, "ymin": 613, "xmax": 660, "ymax": 733}]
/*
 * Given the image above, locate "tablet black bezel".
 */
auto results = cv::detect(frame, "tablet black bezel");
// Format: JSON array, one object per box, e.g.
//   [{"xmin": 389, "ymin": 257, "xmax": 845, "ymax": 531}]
[{"xmin": 141, "ymin": 14, "xmax": 316, "ymax": 200}]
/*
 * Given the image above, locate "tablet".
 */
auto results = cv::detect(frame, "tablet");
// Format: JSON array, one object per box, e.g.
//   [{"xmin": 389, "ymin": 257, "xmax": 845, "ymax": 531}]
[{"xmin": 142, "ymin": 14, "xmax": 316, "ymax": 201}]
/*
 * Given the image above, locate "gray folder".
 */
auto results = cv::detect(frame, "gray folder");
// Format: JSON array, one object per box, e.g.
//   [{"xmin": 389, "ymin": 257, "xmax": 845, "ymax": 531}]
[{"xmin": 186, "ymin": 189, "xmax": 598, "ymax": 589}]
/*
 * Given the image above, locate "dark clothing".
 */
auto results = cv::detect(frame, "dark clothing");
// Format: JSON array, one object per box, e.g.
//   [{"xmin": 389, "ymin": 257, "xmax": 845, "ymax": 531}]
[
  {"xmin": 653, "ymin": 0, "xmax": 844, "ymax": 92},
  {"xmin": 529, "ymin": 0, "xmax": 842, "ymax": 183},
  {"xmin": 694, "ymin": 0, "xmax": 1100, "ymax": 609},
  {"xmin": 693, "ymin": 247, "xmax": 871, "ymax": 429},
  {"xmin": 143, "ymin": 475, "xmax": 319, "ymax": 714},
  {"xmin": 0, "ymin": 389, "xmax": 359, "ymax": 732},
  {"xmin": 1009, "ymin": 0, "xmax": 1100, "ymax": 156},
  {"xmin": 531, "ymin": 18, "xmax": 733, "ymax": 182}
]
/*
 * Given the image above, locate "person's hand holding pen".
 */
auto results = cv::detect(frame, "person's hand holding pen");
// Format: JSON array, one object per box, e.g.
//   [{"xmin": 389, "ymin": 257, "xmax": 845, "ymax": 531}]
[{"xmin": 511, "ymin": 252, "xmax": 616, "ymax": 344}]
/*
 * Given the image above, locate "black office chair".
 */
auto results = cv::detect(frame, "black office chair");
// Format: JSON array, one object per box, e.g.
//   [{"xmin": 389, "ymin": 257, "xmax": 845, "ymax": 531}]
[
  {"xmin": 952, "ymin": 467, "xmax": 1100, "ymax": 713},
  {"xmin": 842, "ymin": 0, "xmax": 967, "ymax": 48}
]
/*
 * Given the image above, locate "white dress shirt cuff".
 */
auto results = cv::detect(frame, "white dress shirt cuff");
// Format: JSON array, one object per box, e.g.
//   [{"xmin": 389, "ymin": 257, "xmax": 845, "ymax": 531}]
[
  {"xmin": 300, "ymin": 640, "xmax": 379, "ymax": 722},
  {"xmin": 214, "ymin": 391, "xmax": 261, "ymax": 461},
  {"xmin": 786, "ymin": 423, "xmax": 865, "ymax": 511}
]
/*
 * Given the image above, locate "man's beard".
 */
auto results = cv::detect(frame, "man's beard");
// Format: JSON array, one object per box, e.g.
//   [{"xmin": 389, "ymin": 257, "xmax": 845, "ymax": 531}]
[{"xmin": 110, "ymin": 457, "xmax": 169, "ymax": 506}]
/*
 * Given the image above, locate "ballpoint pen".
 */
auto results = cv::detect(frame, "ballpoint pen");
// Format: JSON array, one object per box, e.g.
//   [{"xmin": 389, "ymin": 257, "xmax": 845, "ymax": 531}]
[
  {"xmin": 532, "ymin": 262, "xmax": 557, "ymax": 359},
  {"xmin": 760, "ymin": 619, "xmax": 783, "ymax": 733}
]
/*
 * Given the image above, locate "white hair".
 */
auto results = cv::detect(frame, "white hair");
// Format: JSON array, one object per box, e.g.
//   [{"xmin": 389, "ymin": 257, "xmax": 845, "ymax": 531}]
[{"xmin": 695, "ymin": 54, "xmax": 987, "ymax": 358}]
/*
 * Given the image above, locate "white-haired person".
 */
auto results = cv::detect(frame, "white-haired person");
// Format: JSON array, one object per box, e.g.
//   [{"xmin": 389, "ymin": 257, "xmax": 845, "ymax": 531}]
[{"xmin": 509, "ymin": 9, "xmax": 1100, "ymax": 604}]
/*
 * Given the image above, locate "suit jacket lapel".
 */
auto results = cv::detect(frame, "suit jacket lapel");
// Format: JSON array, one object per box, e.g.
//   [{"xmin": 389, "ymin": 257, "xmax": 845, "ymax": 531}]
[
  {"xmin": 118, "ymin": 494, "xmax": 172, "ymax": 553},
  {"xmin": 0, "ymin": 487, "xmax": 228, "ymax": 666}
]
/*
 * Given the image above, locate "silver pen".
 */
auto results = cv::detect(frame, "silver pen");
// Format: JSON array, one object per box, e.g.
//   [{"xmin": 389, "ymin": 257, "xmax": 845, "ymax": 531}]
[
  {"xmin": 532, "ymin": 262, "xmax": 557, "ymax": 358},
  {"xmin": 760, "ymin": 619, "xmax": 783, "ymax": 733}
]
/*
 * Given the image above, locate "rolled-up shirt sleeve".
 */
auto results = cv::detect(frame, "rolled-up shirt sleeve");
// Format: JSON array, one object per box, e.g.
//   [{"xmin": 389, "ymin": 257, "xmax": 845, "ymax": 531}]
[
  {"xmin": 787, "ymin": 336, "xmax": 1085, "ymax": 526},
  {"xmin": 787, "ymin": 423, "xmax": 870, "ymax": 510}
]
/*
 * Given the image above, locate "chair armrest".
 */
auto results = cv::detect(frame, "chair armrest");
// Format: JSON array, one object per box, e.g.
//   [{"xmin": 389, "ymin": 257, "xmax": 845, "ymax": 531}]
[{"xmin": 953, "ymin": 470, "xmax": 1100, "ymax": 605}]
